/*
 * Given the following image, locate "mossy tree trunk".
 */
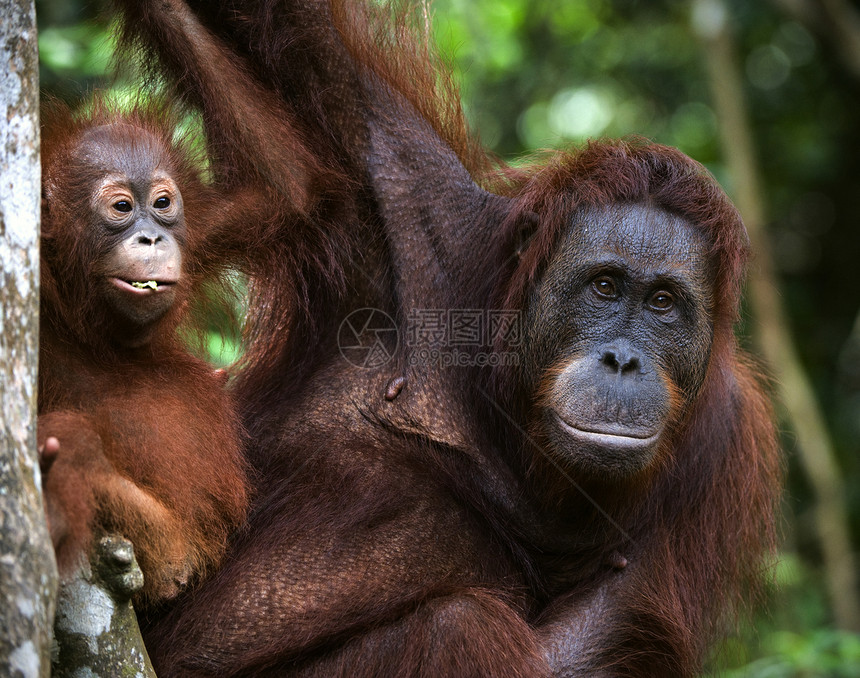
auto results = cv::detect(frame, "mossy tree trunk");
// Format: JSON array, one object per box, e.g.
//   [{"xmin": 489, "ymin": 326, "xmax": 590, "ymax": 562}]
[{"xmin": 0, "ymin": 0, "xmax": 59, "ymax": 675}]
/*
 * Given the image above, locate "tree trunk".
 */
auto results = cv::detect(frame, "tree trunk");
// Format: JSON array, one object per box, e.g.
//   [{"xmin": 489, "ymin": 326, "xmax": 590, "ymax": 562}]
[
  {"xmin": 0, "ymin": 0, "xmax": 59, "ymax": 675},
  {"xmin": 693, "ymin": 0, "xmax": 860, "ymax": 632}
]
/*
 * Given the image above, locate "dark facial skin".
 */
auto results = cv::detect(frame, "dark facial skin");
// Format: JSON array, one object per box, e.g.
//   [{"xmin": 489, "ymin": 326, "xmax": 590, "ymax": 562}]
[
  {"xmin": 78, "ymin": 124, "xmax": 186, "ymax": 345},
  {"xmin": 525, "ymin": 203, "xmax": 714, "ymax": 478}
]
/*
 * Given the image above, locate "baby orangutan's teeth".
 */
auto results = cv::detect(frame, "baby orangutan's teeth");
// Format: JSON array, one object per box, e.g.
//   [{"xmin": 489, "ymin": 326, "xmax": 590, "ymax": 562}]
[{"xmin": 131, "ymin": 281, "xmax": 158, "ymax": 290}]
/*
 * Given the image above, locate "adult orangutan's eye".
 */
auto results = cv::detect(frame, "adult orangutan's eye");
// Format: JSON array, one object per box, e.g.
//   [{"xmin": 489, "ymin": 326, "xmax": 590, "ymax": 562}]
[
  {"xmin": 648, "ymin": 290, "xmax": 675, "ymax": 312},
  {"xmin": 592, "ymin": 276, "xmax": 618, "ymax": 299}
]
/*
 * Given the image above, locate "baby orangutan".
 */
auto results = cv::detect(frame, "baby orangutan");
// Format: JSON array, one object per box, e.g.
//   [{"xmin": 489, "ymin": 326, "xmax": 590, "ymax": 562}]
[{"xmin": 38, "ymin": 100, "xmax": 255, "ymax": 605}]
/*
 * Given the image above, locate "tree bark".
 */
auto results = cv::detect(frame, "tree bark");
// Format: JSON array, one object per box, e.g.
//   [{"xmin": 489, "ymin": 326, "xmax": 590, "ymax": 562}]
[
  {"xmin": 693, "ymin": 0, "xmax": 860, "ymax": 632},
  {"xmin": 0, "ymin": 0, "xmax": 59, "ymax": 675},
  {"xmin": 52, "ymin": 536, "xmax": 157, "ymax": 678}
]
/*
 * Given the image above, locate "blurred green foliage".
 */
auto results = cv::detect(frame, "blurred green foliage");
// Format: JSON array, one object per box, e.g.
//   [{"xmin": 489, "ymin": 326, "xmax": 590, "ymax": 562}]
[
  {"xmin": 35, "ymin": 0, "xmax": 860, "ymax": 674},
  {"xmin": 714, "ymin": 554, "xmax": 860, "ymax": 675}
]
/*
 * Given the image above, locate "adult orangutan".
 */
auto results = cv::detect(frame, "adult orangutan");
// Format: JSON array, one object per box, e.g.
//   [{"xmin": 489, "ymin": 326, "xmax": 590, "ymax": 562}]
[{"xmin": 114, "ymin": 0, "xmax": 781, "ymax": 675}]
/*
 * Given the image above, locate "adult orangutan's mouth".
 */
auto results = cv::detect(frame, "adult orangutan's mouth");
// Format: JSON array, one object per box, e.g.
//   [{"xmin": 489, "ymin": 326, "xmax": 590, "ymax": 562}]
[{"xmin": 553, "ymin": 412, "xmax": 662, "ymax": 449}]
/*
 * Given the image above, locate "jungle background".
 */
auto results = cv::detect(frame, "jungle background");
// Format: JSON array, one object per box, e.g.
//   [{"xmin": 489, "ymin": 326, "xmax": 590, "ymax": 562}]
[{"xmin": 34, "ymin": 0, "xmax": 860, "ymax": 675}]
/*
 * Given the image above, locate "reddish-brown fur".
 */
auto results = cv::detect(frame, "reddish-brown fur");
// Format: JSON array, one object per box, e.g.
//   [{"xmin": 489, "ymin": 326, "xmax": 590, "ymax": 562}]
[
  {"xmin": 38, "ymin": 100, "xmax": 250, "ymax": 605},
  {"xmin": 37, "ymin": 96, "xmax": 332, "ymax": 606},
  {"xmin": 485, "ymin": 142, "xmax": 781, "ymax": 674},
  {"xmin": 112, "ymin": 1, "xmax": 781, "ymax": 674}
]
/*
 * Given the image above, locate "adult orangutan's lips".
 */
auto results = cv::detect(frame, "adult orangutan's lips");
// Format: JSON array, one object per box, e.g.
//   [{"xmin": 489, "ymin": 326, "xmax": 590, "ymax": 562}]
[{"xmin": 553, "ymin": 411, "xmax": 662, "ymax": 449}]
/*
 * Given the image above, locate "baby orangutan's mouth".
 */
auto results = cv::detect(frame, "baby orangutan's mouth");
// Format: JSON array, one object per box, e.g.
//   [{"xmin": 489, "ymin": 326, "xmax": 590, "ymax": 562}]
[
  {"xmin": 111, "ymin": 278, "xmax": 177, "ymax": 294},
  {"xmin": 131, "ymin": 280, "xmax": 160, "ymax": 290}
]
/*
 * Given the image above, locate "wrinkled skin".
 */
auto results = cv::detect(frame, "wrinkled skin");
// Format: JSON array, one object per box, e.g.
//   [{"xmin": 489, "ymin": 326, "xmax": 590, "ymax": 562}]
[{"xmin": 527, "ymin": 203, "xmax": 713, "ymax": 479}]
